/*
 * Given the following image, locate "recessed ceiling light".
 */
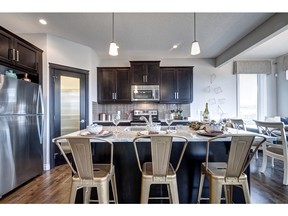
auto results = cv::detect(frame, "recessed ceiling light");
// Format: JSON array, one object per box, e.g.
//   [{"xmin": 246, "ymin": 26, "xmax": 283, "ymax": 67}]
[
  {"xmin": 173, "ymin": 45, "xmax": 178, "ymax": 49},
  {"xmin": 39, "ymin": 19, "xmax": 47, "ymax": 25}
]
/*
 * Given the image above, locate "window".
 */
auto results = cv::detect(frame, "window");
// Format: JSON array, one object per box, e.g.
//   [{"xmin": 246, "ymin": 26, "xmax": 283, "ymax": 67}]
[{"xmin": 237, "ymin": 74, "xmax": 267, "ymax": 125}]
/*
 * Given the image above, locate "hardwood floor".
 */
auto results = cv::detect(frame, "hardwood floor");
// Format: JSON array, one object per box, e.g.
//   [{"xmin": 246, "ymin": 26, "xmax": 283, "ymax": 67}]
[
  {"xmin": 0, "ymin": 164, "xmax": 71, "ymax": 204},
  {"xmin": 1, "ymin": 151, "xmax": 288, "ymax": 204},
  {"xmin": 250, "ymin": 152, "xmax": 288, "ymax": 203}
]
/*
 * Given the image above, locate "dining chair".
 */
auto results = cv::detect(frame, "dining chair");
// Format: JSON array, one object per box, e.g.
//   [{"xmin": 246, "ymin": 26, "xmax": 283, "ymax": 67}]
[
  {"xmin": 197, "ymin": 133, "xmax": 266, "ymax": 203},
  {"xmin": 132, "ymin": 134, "xmax": 189, "ymax": 204},
  {"xmin": 230, "ymin": 118, "xmax": 262, "ymax": 159},
  {"xmin": 253, "ymin": 120, "xmax": 288, "ymax": 185},
  {"xmin": 230, "ymin": 118, "xmax": 247, "ymax": 131},
  {"xmin": 53, "ymin": 136, "xmax": 118, "ymax": 204}
]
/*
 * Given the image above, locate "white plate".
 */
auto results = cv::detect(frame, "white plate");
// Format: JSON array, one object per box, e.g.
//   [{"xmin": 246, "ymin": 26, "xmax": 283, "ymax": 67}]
[
  {"xmin": 137, "ymin": 130, "xmax": 168, "ymax": 136},
  {"xmin": 196, "ymin": 130, "xmax": 223, "ymax": 137},
  {"xmin": 80, "ymin": 130, "xmax": 113, "ymax": 137}
]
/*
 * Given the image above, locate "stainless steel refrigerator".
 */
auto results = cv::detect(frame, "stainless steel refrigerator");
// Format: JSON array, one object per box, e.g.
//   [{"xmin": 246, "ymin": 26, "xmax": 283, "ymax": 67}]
[{"xmin": 0, "ymin": 74, "xmax": 44, "ymax": 198}]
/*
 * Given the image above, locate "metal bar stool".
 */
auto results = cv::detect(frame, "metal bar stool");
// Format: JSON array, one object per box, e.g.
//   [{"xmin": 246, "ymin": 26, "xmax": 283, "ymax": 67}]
[
  {"xmin": 133, "ymin": 134, "xmax": 188, "ymax": 204},
  {"xmin": 197, "ymin": 133, "xmax": 266, "ymax": 203},
  {"xmin": 54, "ymin": 136, "xmax": 118, "ymax": 204}
]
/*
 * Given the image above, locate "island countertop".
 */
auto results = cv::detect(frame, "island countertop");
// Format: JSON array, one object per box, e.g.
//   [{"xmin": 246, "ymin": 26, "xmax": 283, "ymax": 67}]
[{"xmin": 55, "ymin": 125, "xmax": 270, "ymax": 143}]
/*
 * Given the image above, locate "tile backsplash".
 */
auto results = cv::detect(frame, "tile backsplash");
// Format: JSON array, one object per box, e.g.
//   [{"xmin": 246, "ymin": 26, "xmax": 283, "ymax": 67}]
[{"xmin": 92, "ymin": 102, "xmax": 190, "ymax": 121}]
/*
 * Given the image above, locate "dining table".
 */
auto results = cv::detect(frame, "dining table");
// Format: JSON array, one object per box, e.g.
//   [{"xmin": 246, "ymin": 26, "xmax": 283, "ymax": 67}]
[{"xmin": 53, "ymin": 125, "xmax": 274, "ymax": 204}]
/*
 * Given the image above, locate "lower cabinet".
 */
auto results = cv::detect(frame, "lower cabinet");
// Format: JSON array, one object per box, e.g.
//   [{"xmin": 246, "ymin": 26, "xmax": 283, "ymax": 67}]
[{"xmin": 160, "ymin": 67, "xmax": 193, "ymax": 103}]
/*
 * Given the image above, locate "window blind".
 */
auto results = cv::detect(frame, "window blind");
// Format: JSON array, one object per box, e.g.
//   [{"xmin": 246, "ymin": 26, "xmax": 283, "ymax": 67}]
[{"xmin": 233, "ymin": 60, "xmax": 272, "ymax": 74}]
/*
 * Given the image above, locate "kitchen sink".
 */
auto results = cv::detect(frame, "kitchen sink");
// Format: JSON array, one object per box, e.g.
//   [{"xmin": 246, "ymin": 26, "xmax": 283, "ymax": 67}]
[
  {"xmin": 124, "ymin": 126, "xmax": 170, "ymax": 131},
  {"xmin": 124, "ymin": 126, "xmax": 147, "ymax": 131}
]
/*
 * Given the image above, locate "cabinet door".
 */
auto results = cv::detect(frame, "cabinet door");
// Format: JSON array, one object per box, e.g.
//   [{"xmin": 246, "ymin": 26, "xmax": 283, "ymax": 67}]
[
  {"xmin": 146, "ymin": 62, "xmax": 160, "ymax": 84},
  {"xmin": 97, "ymin": 68, "xmax": 116, "ymax": 103},
  {"xmin": 14, "ymin": 39, "xmax": 40, "ymax": 73},
  {"xmin": 176, "ymin": 67, "xmax": 193, "ymax": 103},
  {"xmin": 130, "ymin": 61, "xmax": 160, "ymax": 84},
  {"xmin": 0, "ymin": 29, "xmax": 14, "ymax": 64},
  {"xmin": 131, "ymin": 63, "xmax": 146, "ymax": 84},
  {"xmin": 160, "ymin": 68, "xmax": 177, "ymax": 103},
  {"xmin": 115, "ymin": 69, "xmax": 131, "ymax": 102}
]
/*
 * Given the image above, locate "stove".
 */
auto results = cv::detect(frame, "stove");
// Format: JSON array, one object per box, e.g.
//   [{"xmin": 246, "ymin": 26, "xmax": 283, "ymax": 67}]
[{"xmin": 130, "ymin": 109, "xmax": 160, "ymax": 126}]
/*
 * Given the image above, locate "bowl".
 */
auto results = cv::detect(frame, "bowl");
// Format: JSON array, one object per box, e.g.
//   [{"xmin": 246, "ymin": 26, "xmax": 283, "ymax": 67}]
[
  {"xmin": 205, "ymin": 124, "xmax": 222, "ymax": 133},
  {"xmin": 86, "ymin": 124, "xmax": 103, "ymax": 134},
  {"xmin": 147, "ymin": 123, "xmax": 161, "ymax": 133}
]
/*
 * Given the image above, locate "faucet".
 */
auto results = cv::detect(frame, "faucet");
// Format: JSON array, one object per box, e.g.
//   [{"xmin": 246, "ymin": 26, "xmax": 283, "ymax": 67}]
[{"xmin": 140, "ymin": 114, "xmax": 153, "ymax": 126}]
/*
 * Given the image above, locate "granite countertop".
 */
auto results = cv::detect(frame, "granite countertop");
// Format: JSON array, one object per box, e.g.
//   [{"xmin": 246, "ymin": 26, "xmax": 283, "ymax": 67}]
[
  {"xmin": 93, "ymin": 119, "xmax": 190, "ymax": 123},
  {"xmin": 55, "ymin": 125, "xmax": 273, "ymax": 143}
]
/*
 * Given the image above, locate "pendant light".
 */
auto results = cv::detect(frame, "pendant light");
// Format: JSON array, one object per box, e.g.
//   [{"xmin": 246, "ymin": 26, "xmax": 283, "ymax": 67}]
[
  {"xmin": 109, "ymin": 13, "xmax": 119, "ymax": 56},
  {"xmin": 191, "ymin": 13, "xmax": 200, "ymax": 55}
]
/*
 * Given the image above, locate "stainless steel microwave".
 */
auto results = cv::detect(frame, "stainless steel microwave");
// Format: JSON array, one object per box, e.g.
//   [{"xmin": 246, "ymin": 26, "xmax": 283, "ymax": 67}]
[{"xmin": 131, "ymin": 85, "xmax": 160, "ymax": 102}]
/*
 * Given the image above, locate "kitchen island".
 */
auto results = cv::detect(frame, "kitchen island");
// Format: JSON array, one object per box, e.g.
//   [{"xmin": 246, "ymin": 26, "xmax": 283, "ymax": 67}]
[{"xmin": 54, "ymin": 126, "xmax": 262, "ymax": 204}]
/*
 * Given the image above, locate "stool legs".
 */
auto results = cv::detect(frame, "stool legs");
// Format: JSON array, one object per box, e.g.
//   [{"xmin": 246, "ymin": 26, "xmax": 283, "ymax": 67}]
[
  {"xmin": 140, "ymin": 177, "xmax": 151, "ymax": 203},
  {"xmin": 169, "ymin": 180, "xmax": 179, "ymax": 203},
  {"xmin": 97, "ymin": 182, "xmax": 109, "ymax": 204},
  {"xmin": 197, "ymin": 173, "xmax": 205, "ymax": 203},
  {"xmin": 111, "ymin": 172, "xmax": 118, "ymax": 203},
  {"xmin": 209, "ymin": 178, "xmax": 223, "ymax": 204}
]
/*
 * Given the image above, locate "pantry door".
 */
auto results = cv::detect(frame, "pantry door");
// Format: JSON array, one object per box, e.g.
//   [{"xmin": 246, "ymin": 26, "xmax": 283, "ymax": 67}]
[{"xmin": 49, "ymin": 63, "xmax": 89, "ymax": 167}]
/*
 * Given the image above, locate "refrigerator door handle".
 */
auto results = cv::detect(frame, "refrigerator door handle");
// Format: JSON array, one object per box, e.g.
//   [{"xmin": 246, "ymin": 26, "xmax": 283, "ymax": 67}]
[
  {"xmin": 37, "ymin": 86, "xmax": 44, "ymax": 115},
  {"xmin": 36, "ymin": 86, "xmax": 45, "ymax": 144}
]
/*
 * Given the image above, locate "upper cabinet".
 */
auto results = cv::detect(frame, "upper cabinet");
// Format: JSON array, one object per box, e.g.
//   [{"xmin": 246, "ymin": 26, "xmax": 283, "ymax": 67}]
[
  {"xmin": 97, "ymin": 67, "xmax": 131, "ymax": 104},
  {"xmin": 160, "ymin": 67, "xmax": 193, "ymax": 104},
  {"xmin": 0, "ymin": 26, "xmax": 43, "ymax": 77},
  {"xmin": 130, "ymin": 61, "xmax": 160, "ymax": 85}
]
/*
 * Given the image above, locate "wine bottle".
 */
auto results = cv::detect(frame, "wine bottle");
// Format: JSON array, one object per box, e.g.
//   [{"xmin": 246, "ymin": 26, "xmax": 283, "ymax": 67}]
[{"xmin": 203, "ymin": 103, "xmax": 210, "ymax": 122}]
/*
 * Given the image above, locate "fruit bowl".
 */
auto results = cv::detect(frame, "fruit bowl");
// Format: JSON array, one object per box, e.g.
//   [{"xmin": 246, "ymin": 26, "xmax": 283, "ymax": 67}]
[
  {"xmin": 86, "ymin": 124, "xmax": 103, "ymax": 134},
  {"xmin": 205, "ymin": 124, "xmax": 222, "ymax": 133},
  {"xmin": 147, "ymin": 123, "xmax": 161, "ymax": 133}
]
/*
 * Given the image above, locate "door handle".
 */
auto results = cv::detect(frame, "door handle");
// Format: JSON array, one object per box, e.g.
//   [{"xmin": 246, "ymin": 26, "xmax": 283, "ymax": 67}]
[{"xmin": 80, "ymin": 119, "xmax": 85, "ymax": 123}]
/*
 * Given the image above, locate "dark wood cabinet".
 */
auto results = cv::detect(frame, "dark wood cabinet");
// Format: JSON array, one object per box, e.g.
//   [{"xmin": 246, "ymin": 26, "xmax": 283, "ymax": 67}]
[
  {"xmin": 13, "ymin": 38, "xmax": 42, "ymax": 73},
  {"xmin": 0, "ymin": 26, "xmax": 43, "ymax": 84},
  {"xmin": 130, "ymin": 61, "xmax": 160, "ymax": 85},
  {"xmin": 160, "ymin": 67, "xmax": 193, "ymax": 103},
  {"xmin": 97, "ymin": 67, "xmax": 131, "ymax": 103}
]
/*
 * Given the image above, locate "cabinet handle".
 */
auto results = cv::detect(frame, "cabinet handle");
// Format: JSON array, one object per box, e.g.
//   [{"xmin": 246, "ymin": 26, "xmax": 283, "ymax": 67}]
[
  {"xmin": 112, "ymin": 93, "xmax": 114, "ymax": 99},
  {"xmin": 114, "ymin": 93, "xmax": 117, "ymax": 100},
  {"xmin": 11, "ymin": 49, "xmax": 16, "ymax": 61},
  {"xmin": 145, "ymin": 75, "xmax": 148, "ymax": 83},
  {"xmin": 174, "ymin": 92, "xmax": 177, "ymax": 99},
  {"xmin": 176, "ymin": 92, "xmax": 179, "ymax": 99},
  {"xmin": 143, "ymin": 75, "xmax": 145, "ymax": 83},
  {"xmin": 16, "ymin": 50, "xmax": 19, "ymax": 61}
]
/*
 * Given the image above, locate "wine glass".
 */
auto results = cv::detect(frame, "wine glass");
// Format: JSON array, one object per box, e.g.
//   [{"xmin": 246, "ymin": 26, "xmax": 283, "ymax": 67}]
[
  {"xmin": 165, "ymin": 113, "xmax": 174, "ymax": 133},
  {"xmin": 112, "ymin": 113, "xmax": 120, "ymax": 135}
]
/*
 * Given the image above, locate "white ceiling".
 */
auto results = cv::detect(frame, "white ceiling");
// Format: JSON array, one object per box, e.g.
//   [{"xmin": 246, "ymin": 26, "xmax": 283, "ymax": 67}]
[{"xmin": 0, "ymin": 12, "xmax": 287, "ymax": 64}]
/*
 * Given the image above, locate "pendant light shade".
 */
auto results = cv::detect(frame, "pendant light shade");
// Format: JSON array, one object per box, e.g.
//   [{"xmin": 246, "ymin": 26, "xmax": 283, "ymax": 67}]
[
  {"xmin": 109, "ymin": 42, "xmax": 119, "ymax": 56},
  {"xmin": 191, "ymin": 13, "xmax": 200, "ymax": 55},
  {"xmin": 109, "ymin": 13, "xmax": 119, "ymax": 56},
  {"xmin": 191, "ymin": 41, "xmax": 200, "ymax": 55}
]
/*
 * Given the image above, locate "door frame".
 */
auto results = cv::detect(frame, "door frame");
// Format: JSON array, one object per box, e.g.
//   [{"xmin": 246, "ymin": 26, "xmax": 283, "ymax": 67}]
[{"xmin": 49, "ymin": 63, "xmax": 89, "ymax": 168}]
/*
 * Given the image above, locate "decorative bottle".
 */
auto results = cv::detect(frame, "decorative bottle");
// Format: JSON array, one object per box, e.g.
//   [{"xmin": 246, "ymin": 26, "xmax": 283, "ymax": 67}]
[{"xmin": 203, "ymin": 103, "xmax": 210, "ymax": 122}]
